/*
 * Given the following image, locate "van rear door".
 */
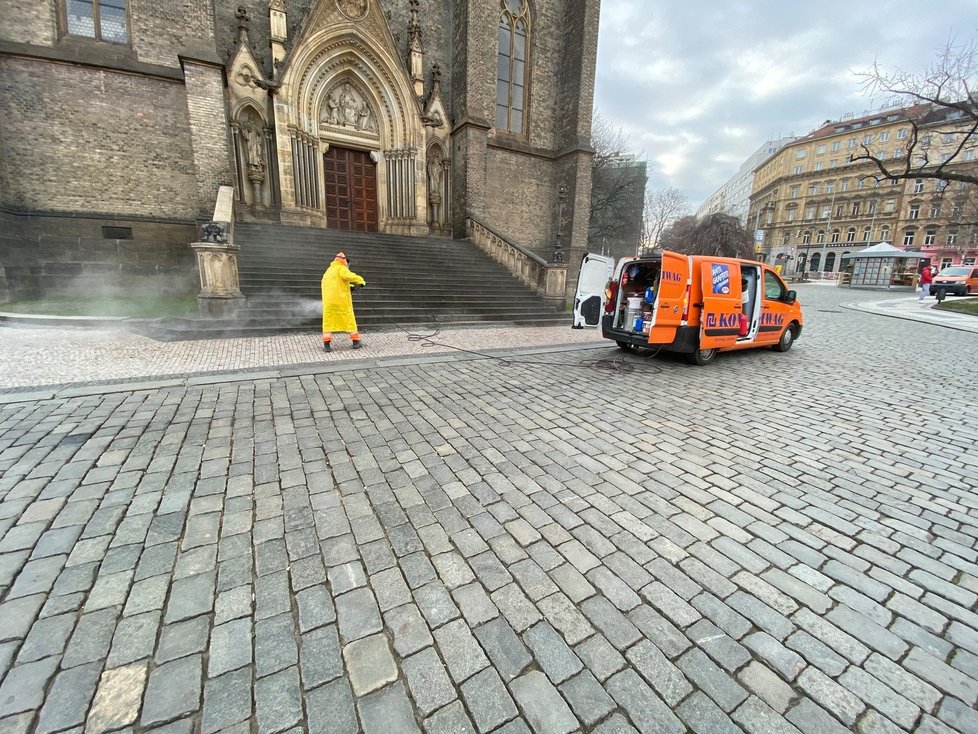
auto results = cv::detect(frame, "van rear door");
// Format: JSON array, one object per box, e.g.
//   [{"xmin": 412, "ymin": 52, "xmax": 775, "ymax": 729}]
[
  {"xmin": 698, "ymin": 260, "xmax": 741, "ymax": 350},
  {"xmin": 573, "ymin": 253, "xmax": 614, "ymax": 328},
  {"xmin": 647, "ymin": 251, "xmax": 689, "ymax": 346}
]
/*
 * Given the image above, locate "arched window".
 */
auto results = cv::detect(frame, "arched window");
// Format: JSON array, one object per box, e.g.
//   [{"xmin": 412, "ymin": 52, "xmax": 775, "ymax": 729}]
[
  {"xmin": 903, "ymin": 229, "xmax": 915, "ymax": 246},
  {"xmin": 816, "ymin": 230, "xmax": 825, "ymax": 244},
  {"xmin": 824, "ymin": 252, "xmax": 836, "ymax": 272},
  {"xmin": 846, "ymin": 227, "xmax": 856, "ymax": 242},
  {"xmin": 811, "ymin": 252, "xmax": 821, "ymax": 270},
  {"xmin": 802, "ymin": 230, "xmax": 811, "ymax": 244},
  {"xmin": 831, "ymin": 228, "xmax": 841, "ymax": 243},
  {"xmin": 879, "ymin": 225, "xmax": 890, "ymax": 242},
  {"xmin": 862, "ymin": 226, "xmax": 872, "ymax": 242},
  {"xmin": 496, "ymin": 0, "xmax": 531, "ymax": 134}
]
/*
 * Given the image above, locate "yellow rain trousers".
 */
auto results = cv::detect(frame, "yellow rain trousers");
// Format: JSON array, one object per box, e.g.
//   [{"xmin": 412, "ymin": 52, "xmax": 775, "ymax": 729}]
[{"xmin": 321, "ymin": 258, "xmax": 366, "ymax": 340}]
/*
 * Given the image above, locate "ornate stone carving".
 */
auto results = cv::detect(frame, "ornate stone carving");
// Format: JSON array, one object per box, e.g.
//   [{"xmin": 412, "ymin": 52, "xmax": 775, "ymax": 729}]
[
  {"xmin": 336, "ymin": 0, "xmax": 368, "ymax": 21},
  {"xmin": 320, "ymin": 81, "xmax": 376, "ymax": 133}
]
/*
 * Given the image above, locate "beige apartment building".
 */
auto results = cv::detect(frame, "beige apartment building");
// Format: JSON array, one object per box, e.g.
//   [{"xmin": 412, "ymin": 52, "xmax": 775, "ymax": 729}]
[{"xmin": 749, "ymin": 105, "xmax": 978, "ymax": 278}]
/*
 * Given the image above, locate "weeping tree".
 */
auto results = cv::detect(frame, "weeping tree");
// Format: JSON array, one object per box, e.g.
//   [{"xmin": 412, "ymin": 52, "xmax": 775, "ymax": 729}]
[{"xmin": 659, "ymin": 213, "xmax": 754, "ymax": 259}]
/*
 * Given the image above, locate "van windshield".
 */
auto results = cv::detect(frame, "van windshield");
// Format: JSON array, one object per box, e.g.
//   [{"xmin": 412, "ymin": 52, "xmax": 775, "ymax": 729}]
[{"xmin": 938, "ymin": 267, "xmax": 971, "ymax": 276}]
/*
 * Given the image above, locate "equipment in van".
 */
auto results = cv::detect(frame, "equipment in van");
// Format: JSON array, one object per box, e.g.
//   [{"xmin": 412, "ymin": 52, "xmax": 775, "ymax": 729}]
[{"xmin": 574, "ymin": 250, "xmax": 804, "ymax": 366}]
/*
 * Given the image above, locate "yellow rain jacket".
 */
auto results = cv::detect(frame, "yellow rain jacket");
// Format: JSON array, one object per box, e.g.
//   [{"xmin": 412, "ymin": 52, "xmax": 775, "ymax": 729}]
[{"xmin": 321, "ymin": 258, "xmax": 366, "ymax": 333}]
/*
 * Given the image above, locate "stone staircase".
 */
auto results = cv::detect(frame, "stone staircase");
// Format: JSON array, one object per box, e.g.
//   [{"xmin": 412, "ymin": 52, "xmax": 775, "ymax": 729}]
[{"xmin": 137, "ymin": 223, "xmax": 568, "ymax": 339}]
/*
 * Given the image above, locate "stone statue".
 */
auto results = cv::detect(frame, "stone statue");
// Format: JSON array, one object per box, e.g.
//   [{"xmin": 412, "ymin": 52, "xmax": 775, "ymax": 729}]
[
  {"xmin": 242, "ymin": 124, "xmax": 264, "ymax": 169},
  {"xmin": 356, "ymin": 101, "xmax": 376, "ymax": 133},
  {"xmin": 337, "ymin": 0, "xmax": 368, "ymax": 20},
  {"xmin": 427, "ymin": 158, "xmax": 443, "ymax": 201},
  {"xmin": 340, "ymin": 84, "xmax": 358, "ymax": 127},
  {"xmin": 324, "ymin": 92, "xmax": 340, "ymax": 125}
]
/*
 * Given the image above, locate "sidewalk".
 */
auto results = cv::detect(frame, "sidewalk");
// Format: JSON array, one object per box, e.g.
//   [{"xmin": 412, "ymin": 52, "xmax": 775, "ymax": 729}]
[{"xmin": 842, "ymin": 295, "xmax": 978, "ymax": 333}]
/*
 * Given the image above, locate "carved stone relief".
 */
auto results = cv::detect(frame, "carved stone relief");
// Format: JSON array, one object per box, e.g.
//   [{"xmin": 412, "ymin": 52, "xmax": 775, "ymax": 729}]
[
  {"xmin": 336, "ymin": 0, "xmax": 368, "ymax": 22},
  {"xmin": 320, "ymin": 81, "xmax": 377, "ymax": 134}
]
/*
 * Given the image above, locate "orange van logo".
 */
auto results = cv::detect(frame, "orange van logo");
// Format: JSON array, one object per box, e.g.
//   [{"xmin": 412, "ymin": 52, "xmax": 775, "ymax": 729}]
[
  {"xmin": 706, "ymin": 313, "xmax": 739, "ymax": 329},
  {"xmin": 760, "ymin": 312, "xmax": 785, "ymax": 327}
]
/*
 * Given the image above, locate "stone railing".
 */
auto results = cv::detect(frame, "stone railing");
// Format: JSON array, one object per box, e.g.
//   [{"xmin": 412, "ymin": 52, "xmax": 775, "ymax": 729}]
[{"xmin": 466, "ymin": 218, "xmax": 567, "ymax": 308}]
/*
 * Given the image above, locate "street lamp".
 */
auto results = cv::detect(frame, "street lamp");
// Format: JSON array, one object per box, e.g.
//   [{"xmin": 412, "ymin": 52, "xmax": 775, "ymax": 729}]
[{"xmin": 553, "ymin": 185, "xmax": 566, "ymax": 263}]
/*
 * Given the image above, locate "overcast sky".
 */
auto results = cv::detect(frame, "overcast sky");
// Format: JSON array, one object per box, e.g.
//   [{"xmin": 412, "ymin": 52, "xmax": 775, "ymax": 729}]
[{"xmin": 593, "ymin": 1, "xmax": 976, "ymax": 211}]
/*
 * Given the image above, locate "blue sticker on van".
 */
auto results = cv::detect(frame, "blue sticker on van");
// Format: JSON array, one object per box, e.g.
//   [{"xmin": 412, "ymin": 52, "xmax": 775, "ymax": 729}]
[{"xmin": 711, "ymin": 264, "xmax": 730, "ymax": 294}]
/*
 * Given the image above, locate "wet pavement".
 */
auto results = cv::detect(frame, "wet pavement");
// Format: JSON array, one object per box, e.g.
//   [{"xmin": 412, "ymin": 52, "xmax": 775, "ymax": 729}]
[{"xmin": 0, "ymin": 284, "xmax": 976, "ymax": 733}]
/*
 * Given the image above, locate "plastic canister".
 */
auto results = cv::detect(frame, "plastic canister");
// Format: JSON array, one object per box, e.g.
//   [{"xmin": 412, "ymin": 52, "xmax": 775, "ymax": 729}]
[
  {"xmin": 633, "ymin": 316, "xmax": 644, "ymax": 333},
  {"xmin": 627, "ymin": 296, "xmax": 643, "ymax": 310}
]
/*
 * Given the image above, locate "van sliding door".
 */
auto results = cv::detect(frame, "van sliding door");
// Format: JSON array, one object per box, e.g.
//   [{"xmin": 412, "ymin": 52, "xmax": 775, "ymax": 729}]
[{"xmin": 699, "ymin": 261, "xmax": 740, "ymax": 350}]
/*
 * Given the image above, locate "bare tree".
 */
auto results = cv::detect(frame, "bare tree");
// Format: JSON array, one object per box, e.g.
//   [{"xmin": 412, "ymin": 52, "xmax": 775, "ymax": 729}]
[
  {"xmin": 640, "ymin": 187, "xmax": 690, "ymax": 253},
  {"xmin": 851, "ymin": 36, "xmax": 978, "ymax": 186},
  {"xmin": 588, "ymin": 113, "xmax": 648, "ymax": 255},
  {"xmin": 659, "ymin": 213, "xmax": 754, "ymax": 259}
]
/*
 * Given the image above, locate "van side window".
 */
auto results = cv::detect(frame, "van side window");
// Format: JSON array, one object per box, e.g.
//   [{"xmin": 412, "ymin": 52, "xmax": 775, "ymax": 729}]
[{"xmin": 763, "ymin": 271, "xmax": 788, "ymax": 301}]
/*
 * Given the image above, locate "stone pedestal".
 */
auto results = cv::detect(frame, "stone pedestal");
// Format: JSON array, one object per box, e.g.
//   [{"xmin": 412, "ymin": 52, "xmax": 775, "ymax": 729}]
[{"xmin": 190, "ymin": 241, "xmax": 246, "ymax": 317}]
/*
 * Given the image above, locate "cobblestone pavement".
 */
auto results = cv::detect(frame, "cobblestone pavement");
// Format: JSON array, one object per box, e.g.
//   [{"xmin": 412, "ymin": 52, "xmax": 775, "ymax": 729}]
[{"xmin": 0, "ymin": 285, "xmax": 976, "ymax": 733}]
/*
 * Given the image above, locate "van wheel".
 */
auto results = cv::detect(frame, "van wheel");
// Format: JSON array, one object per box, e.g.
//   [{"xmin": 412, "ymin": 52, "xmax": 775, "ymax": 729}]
[
  {"xmin": 774, "ymin": 324, "xmax": 796, "ymax": 352},
  {"xmin": 616, "ymin": 341, "xmax": 633, "ymax": 352},
  {"xmin": 689, "ymin": 347, "xmax": 717, "ymax": 365}
]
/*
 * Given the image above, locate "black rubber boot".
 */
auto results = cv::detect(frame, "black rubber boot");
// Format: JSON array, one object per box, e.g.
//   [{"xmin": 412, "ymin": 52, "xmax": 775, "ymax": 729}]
[
  {"xmin": 352, "ymin": 340, "xmax": 362, "ymax": 350},
  {"xmin": 323, "ymin": 342, "xmax": 331, "ymax": 352}
]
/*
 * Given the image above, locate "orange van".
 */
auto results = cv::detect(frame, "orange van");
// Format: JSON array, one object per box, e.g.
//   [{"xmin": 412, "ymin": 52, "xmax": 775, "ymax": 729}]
[{"xmin": 575, "ymin": 250, "xmax": 804, "ymax": 365}]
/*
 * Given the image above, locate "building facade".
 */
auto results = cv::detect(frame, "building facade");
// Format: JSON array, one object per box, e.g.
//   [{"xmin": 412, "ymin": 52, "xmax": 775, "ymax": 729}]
[
  {"xmin": 0, "ymin": 0, "xmax": 600, "ymax": 298},
  {"xmin": 696, "ymin": 136, "xmax": 795, "ymax": 227},
  {"xmin": 748, "ymin": 106, "xmax": 978, "ymax": 277}
]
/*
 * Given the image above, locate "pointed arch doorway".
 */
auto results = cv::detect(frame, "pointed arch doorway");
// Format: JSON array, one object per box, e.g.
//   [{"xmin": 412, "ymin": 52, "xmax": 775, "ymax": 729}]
[{"xmin": 324, "ymin": 146, "xmax": 378, "ymax": 232}]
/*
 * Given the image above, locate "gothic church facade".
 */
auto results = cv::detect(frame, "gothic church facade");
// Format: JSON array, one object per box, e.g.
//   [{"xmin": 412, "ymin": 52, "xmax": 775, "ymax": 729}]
[{"xmin": 0, "ymin": 0, "xmax": 599, "ymax": 297}]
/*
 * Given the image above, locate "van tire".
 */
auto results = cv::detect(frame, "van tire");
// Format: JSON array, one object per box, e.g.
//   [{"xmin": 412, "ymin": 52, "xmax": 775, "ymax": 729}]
[
  {"xmin": 616, "ymin": 341, "xmax": 633, "ymax": 352},
  {"xmin": 773, "ymin": 324, "xmax": 796, "ymax": 352},
  {"xmin": 689, "ymin": 347, "xmax": 717, "ymax": 366}
]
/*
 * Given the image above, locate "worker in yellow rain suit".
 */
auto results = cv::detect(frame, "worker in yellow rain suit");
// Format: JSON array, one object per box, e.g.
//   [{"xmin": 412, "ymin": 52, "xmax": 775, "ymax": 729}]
[{"xmin": 321, "ymin": 251, "xmax": 366, "ymax": 352}]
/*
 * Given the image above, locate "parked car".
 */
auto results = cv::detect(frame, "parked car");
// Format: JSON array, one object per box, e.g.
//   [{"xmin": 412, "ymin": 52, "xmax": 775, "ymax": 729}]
[{"xmin": 930, "ymin": 265, "xmax": 978, "ymax": 296}]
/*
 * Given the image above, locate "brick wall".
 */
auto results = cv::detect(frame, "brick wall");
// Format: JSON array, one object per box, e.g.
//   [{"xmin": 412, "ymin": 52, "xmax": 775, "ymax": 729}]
[
  {"xmin": 183, "ymin": 61, "xmax": 234, "ymax": 218},
  {"xmin": 0, "ymin": 56, "xmax": 199, "ymax": 219},
  {"xmin": 0, "ymin": 1, "xmax": 56, "ymax": 46}
]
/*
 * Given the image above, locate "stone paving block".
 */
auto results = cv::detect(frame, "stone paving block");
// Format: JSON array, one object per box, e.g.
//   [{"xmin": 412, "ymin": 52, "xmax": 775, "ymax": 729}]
[
  {"xmin": 490, "ymin": 582, "xmax": 541, "ymax": 633},
  {"xmin": 434, "ymin": 618, "xmax": 490, "ymax": 684},
  {"xmin": 327, "ymin": 561, "xmax": 367, "ymax": 595},
  {"xmin": 295, "ymin": 584, "xmax": 335, "ymax": 633},
  {"xmin": 627, "ymin": 638, "xmax": 693, "ymax": 706},
  {"xmin": 510, "ymin": 669, "xmax": 579, "ymax": 734},
  {"xmin": 678, "ymin": 690, "xmax": 741, "ymax": 734},
  {"xmin": 678, "ymin": 648, "xmax": 749, "ymax": 713},
  {"xmin": 474, "ymin": 616, "xmax": 532, "ymax": 683},
  {"xmin": 628, "ymin": 603, "xmax": 690, "ymax": 658},
  {"xmin": 357, "ymin": 680, "xmax": 422, "ymax": 734},
  {"xmin": 215, "ymin": 585, "xmax": 252, "ymax": 625},
  {"xmin": 839, "ymin": 666, "xmax": 921, "ymax": 730},
  {"xmin": 255, "ymin": 665, "xmax": 302, "ymax": 734},
  {"xmin": 781, "ymin": 630, "xmax": 845, "ymax": 677},
  {"xmin": 256, "ymin": 612, "xmax": 299, "ymax": 678},
  {"xmin": 415, "ymin": 580, "xmax": 462, "ymax": 629},
  {"xmin": 796, "ymin": 667, "xmax": 864, "ymax": 727},
  {"xmin": 640, "ymin": 581, "xmax": 701, "ymax": 628},
  {"xmin": 424, "ymin": 699, "xmax": 477, "ymax": 734},
  {"xmin": 452, "ymin": 582, "xmax": 499, "ymax": 626},
  {"xmin": 208, "ymin": 617, "xmax": 253, "ymax": 677},
  {"xmin": 548, "ymin": 562, "xmax": 595, "ymax": 604},
  {"xmin": 792, "ymin": 607, "xmax": 870, "ymax": 664},
  {"xmin": 460, "ymin": 667, "xmax": 518, "ymax": 733},
  {"xmin": 826, "ymin": 604, "xmax": 908, "ymax": 661},
  {"xmin": 335, "ymin": 586, "xmax": 383, "ymax": 642},
  {"xmin": 903, "ymin": 646, "xmax": 978, "ymax": 705},
  {"xmin": 140, "ymin": 654, "xmax": 202, "ymax": 728},
  {"xmin": 343, "ymin": 632, "xmax": 398, "ymax": 696},
  {"xmin": 163, "ymin": 570, "xmax": 215, "ymax": 623},
  {"xmin": 402, "ymin": 646, "xmax": 456, "ymax": 717},
  {"xmin": 0, "ymin": 656, "xmax": 60, "ymax": 718},
  {"xmin": 385, "ymin": 602, "xmax": 434, "ymax": 658},
  {"xmin": 591, "ymin": 713, "xmax": 639, "ymax": 734},
  {"xmin": 62, "ymin": 607, "xmax": 118, "ymax": 668},
  {"xmin": 743, "ymin": 631, "xmax": 806, "ymax": 682},
  {"xmin": 305, "ymin": 677, "xmax": 358, "ymax": 734},
  {"xmin": 86, "ymin": 662, "xmax": 148, "ymax": 733},
  {"xmin": 523, "ymin": 620, "xmax": 584, "ymax": 684},
  {"xmin": 731, "ymin": 695, "xmax": 805, "ymax": 734},
  {"xmin": 687, "ymin": 618, "xmax": 751, "ymax": 673},
  {"xmin": 299, "ymin": 624, "xmax": 343, "ymax": 690},
  {"xmin": 16, "ymin": 613, "xmax": 76, "ymax": 664},
  {"xmin": 155, "ymin": 615, "xmax": 210, "ymax": 664},
  {"xmin": 605, "ymin": 668, "xmax": 685, "ymax": 734},
  {"xmin": 201, "ymin": 667, "xmax": 252, "ymax": 734}
]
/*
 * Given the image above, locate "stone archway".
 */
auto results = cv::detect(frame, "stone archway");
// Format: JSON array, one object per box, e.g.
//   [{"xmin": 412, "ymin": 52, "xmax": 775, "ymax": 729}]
[{"xmin": 272, "ymin": 8, "xmax": 428, "ymax": 234}]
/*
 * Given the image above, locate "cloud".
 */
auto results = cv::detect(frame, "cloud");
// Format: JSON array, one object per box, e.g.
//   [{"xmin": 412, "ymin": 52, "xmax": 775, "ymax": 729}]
[{"xmin": 594, "ymin": 0, "xmax": 974, "ymax": 209}]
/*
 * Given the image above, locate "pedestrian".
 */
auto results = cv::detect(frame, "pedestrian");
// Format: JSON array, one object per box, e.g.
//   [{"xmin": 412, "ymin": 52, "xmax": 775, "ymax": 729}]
[
  {"xmin": 918, "ymin": 263, "xmax": 934, "ymax": 301},
  {"xmin": 321, "ymin": 251, "xmax": 366, "ymax": 351}
]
